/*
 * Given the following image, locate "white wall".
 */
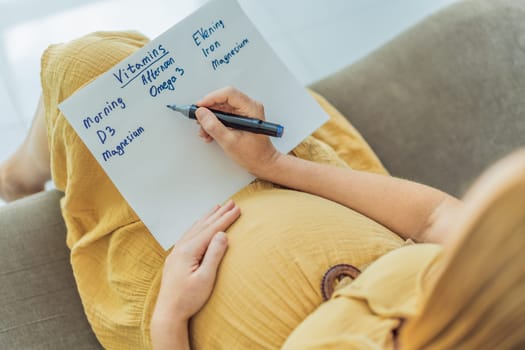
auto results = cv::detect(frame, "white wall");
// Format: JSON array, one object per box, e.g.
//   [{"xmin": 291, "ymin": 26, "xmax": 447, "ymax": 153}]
[{"xmin": 0, "ymin": 0, "xmax": 457, "ymax": 163}]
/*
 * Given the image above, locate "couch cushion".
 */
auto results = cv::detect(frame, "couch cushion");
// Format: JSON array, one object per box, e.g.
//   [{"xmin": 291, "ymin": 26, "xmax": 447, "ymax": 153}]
[
  {"xmin": 311, "ymin": 0, "xmax": 525, "ymax": 196},
  {"xmin": 0, "ymin": 190, "xmax": 102, "ymax": 349}
]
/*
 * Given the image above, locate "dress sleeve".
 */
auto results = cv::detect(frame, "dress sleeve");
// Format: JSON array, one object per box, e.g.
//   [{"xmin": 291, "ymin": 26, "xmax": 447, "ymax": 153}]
[{"xmin": 282, "ymin": 244, "xmax": 443, "ymax": 349}]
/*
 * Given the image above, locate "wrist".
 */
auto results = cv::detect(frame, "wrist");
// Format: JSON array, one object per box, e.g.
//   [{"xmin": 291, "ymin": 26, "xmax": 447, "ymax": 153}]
[
  {"xmin": 151, "ymin": 310, "xmax": 189, "ymax": 339},
  {"xmin": 255, "ymin": 151, "xmax": 287, "ymax": 181},
  {"xmin": 152, "ymin": 300, "xmax": 190, "ymax": 329},
  {"xmin": 150, "ymin": 316, "xmax": 190, "ymax": 350}
]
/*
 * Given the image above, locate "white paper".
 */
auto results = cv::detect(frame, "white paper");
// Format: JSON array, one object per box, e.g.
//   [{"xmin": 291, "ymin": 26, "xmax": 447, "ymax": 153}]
[{"xmin": 59, "ymin": 0, "xmax": 328, "ymax": 249}]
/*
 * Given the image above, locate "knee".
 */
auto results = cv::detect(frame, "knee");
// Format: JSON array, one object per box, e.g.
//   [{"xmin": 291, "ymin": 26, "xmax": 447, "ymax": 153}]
[{"xmin": 41, "ymin": 31, "xmax": 150, "ymax": 101}]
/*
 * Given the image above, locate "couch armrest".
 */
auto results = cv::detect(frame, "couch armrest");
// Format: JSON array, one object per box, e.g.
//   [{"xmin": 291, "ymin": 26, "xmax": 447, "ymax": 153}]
[
  {"xmin": 310, "ymin": 0, "xmax": 525, "ymax": 196},
  {"xmin": 0, "ymin": 190, "xmax": 102, "ymax": 349}
]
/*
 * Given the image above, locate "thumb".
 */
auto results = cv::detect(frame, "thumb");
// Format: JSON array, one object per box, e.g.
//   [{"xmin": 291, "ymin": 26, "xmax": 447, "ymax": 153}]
[
  {"xmin": 199, "ymin": 232, "xmax": 229, "ymax": 276},
  {"xmin": 195, "ymin": 107, "xmax": 234, "ymax": 146}
]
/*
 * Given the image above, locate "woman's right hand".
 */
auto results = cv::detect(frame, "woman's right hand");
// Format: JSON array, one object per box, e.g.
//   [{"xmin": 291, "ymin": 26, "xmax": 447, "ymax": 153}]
[{"xmin": 195, "ymin": 86, "xmax": 282, "ymax": 178}]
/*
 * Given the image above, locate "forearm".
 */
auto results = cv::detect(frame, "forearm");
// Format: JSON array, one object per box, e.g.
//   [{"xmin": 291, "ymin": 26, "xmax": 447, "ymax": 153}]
[
  {"xmin": 149, "ymin": 201, "xmax": 237, "ymax": 350},
  {"xmin": 261, "ymin": 153, "xmax": 461, "ymax": 243},
  {"xmin": 193, "ymin": 87, "xmax": 461, "ymax": 243}
]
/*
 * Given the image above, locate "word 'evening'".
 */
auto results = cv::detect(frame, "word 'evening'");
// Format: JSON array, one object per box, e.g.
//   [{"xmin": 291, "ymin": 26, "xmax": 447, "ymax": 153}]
[
  {"xmin": 112, "ymin": 44, "xmax": 167, "ymax": 85},
  {"xmin": 83, "ymin": 97, "xmax": 126, "ymax": 130},
  {"xmin": 102, "ymin": 126, "xmax": 145, "ymax": 162},
  {"xmin": 192, "ymin": 19, "xmax": 225, "ymax": 47}
]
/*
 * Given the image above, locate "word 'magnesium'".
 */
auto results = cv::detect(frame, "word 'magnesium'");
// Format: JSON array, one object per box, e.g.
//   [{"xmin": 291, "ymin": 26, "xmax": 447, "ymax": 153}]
[
  {"xmin": 211, "ymin": 38, "xmax": 249, "ymax": 71},
  {"xmin": 102, "ymin": 126, "xmax": 145, "ymax": 162},
  {"xmin": 112, "ymin": 44, "xmax": 168, "ymax": 87},
  {"xmin": 83, "ymin": 97, "xmax": 126, "ymax": 129}
]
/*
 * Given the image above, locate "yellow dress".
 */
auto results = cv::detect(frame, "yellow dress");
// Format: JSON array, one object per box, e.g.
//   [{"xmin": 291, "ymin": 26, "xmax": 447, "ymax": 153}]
[
  {"xmin": 282, "ymin": 244, "xmax": 442, "ymax": 349},
  {"xmin": 41, "ymin": 31, "xmax": 433, "ymax": 349}
]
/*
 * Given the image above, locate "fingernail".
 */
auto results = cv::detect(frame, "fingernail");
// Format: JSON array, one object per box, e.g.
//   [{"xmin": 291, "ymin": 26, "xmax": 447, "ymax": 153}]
[{"xmin": 195, "ymin": 107, "xmax": 211, "ymax": 120}]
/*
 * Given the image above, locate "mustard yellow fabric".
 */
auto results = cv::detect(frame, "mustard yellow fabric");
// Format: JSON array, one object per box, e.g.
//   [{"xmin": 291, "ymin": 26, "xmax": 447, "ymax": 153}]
[
  {"xmin": 282, "ymin": 244, "xmax": 443, "ymax": 349},
  {"xmin": 43, "ymin": 31, "xmax": 402, "ymax": 349}
]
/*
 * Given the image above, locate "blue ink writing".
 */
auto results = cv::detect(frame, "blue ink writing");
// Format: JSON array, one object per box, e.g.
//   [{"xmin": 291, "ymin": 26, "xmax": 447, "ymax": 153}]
[
  {"xmin": 112, "ymin": 44, "xmax": 169, "ymax": 88},
  {"xmin": 192, "ymin": 20, "xmax": 225, "ymax": 46},
  {"xmin": 96, "ymin": 125, "xmax": 116, "ymax": 145},
  {"xmin": 102, "ymin": 126, "xmax": 145, "ymax": 162},
  {"xmin": 141, "ymin": 57, "xmax": 176, "ymax": 85},
  {"xmin": 212, "ymin": 39, "xmax": 249, "ymax": 71},
  {"xmin": 201, "ymin": 41, "xmax": 221, "ymax": 58},
  {"xmin": 83, "ymin": 98, "xmax": 126, "ymax": 129},
  {"xmin": 149, "ymin": 67, "xmax": 185, "ymax": 97},
  {"xmin": 191, "ymin": 19, "xmax": 249, "ymax": 71}
]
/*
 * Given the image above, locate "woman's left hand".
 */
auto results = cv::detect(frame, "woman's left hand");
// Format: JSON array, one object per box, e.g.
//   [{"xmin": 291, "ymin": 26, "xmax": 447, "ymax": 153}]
[{"xmin": 151, "ymin": 200, "xmax": 240, "ymax": 349}]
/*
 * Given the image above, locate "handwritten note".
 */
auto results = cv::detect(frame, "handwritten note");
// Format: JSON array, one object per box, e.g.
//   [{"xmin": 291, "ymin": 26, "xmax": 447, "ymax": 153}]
[{"xmin": 59, "ymin": 0, "xmax": 328, "ymax": 249}]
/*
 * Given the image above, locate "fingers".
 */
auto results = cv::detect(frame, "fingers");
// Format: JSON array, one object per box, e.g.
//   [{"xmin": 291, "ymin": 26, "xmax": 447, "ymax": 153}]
[
  {"xmin": 210, "ymin": 203, "xmax": 240, "ymax": 233},
  {"xmin": 195, "ymin": 200, "xmax": 239, "ymax": 244},
  {"xmin": 196, "ymin": 86, "xmax": 247, "ymax": 107},
  {"xmin": 204, "ymin": 199, "xmax": 236, "ymax": 225},
  {"xmin": 182, "ymin": 199, "xmax": 240, "ymax": 250},
  {"xmin": 182, "ymin": 200, "xmax": 233, "ymax": 241},
  {"xmin": 185, "ymin": 203, "xmax": 219, "ymax": 233},
  {"xmin": 198, "ymin": 127, "xmax": 213, "ymax": 143},
  {"xmin": 204, "ymin": 201, "xmax": 240, "ymax": 239},
  {"xmin": 201, "ymin": 204, "xmax": 221, "ymax": 221},
  {"xmin": 198, "ymin": 231, "xmax": 228, "ymax": 276},
  {"xmin": 195, "ymin": 107, "xmax": 236, "ymax": 147},
  {"xmin": 196, "ymin": 86, "xmax": 265, "ymax": 120}
]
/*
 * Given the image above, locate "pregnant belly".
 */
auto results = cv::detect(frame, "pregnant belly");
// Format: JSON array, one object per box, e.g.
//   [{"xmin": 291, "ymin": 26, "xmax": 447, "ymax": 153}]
[{"xmin": 190, "ymin": 188, "xmax": 403, "ymax": 349}]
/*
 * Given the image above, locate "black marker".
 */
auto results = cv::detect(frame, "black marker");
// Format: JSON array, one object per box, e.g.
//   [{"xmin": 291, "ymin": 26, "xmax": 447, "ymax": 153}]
[{"xmin": 166, "ymin": 104, "xmax": 284, "ymax": 137}]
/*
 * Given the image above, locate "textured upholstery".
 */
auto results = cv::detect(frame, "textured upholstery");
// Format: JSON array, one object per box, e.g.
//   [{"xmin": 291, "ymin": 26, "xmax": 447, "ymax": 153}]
[
  {"xmin": 311, "ymin": 0, "xmax": 525, "ymax": 196},
  {"xmin": 0, "ymin": 190, "xmax": 102, "ymax": 349}
]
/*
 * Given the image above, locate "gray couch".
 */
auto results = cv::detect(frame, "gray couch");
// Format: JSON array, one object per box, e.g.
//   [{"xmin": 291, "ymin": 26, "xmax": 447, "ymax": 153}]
[{"xmin": 1, "ymin": 0, "xmax": 524, "ymax": 348}]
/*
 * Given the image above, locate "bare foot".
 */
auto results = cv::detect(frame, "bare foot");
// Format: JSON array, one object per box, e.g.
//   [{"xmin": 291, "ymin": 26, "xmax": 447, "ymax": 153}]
[
  {"xmin": 0, "ymin": 151, "xmax": 47, "ymax": 202},
  {"xmin": 0, "ymin": 95, "xmax": 51, "ymax": 202}
]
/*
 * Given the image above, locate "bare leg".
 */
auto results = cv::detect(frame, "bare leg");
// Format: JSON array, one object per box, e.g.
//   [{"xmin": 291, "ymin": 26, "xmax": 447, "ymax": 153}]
[{"xmin": 0, "ymin": 95, "xmax": 51, "ymax": 202}]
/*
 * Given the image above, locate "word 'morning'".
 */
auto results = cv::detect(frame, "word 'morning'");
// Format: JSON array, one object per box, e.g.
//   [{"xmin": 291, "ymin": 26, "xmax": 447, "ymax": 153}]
[
  {"xmin": 192, "ymin": 20, "xmax": 225, "ymax": 46},
  {"xmin": 83, "ymin": 97, "xmax": 126, "ymax": 129},
  {"xmin": 212, "ymin": 38, "xmax": 249, "ymax": 71},
  {"xmin": 102, "ymin": 126, "xmax": 145, "ymax": 162}
]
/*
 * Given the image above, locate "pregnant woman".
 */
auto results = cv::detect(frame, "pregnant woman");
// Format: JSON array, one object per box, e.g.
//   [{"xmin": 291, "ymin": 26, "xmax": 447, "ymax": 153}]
[{"xmin": 1, "ymin": 31, "xmax": 524, "ymax": 350}]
